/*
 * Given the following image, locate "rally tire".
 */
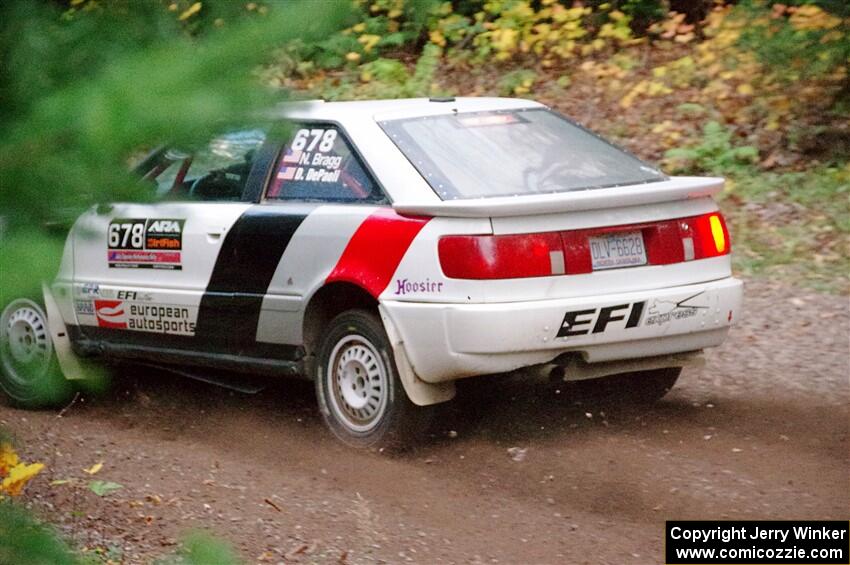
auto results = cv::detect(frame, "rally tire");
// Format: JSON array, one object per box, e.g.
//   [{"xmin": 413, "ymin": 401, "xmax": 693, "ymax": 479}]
[
  {"xmin": 315, "ymin": 309, "xmax": 431, "ymax": 450},
  {"xmin": 0, "ymin": 299, "xmax": 74, "ymax": 408}
]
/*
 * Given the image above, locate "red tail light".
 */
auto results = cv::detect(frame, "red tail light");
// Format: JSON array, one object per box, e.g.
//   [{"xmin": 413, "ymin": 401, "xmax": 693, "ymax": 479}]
[
  {"xmin": 438, "ymin": 212, "xmax": 730, "ymax": 280},
  {"xmin": 690, "ymin": 212, "xmax": 730, "ymax": 258},
  {"xmin": 438, "ymin": 233, "xmax": 563, "ymax": 279}
]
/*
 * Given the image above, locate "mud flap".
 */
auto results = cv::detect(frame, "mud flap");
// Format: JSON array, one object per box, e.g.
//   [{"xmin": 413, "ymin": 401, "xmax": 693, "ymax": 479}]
[
  {"xmin": 379, "ymin": 305, "xmax": 455, "ymax": 406},
  {"xmin": 42, "ymin": 283, "xmax": 89, "ymax": 381}
]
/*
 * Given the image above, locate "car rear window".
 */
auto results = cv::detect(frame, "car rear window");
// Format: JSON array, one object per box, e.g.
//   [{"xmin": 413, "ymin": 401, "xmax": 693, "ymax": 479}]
[
  {"xmin": 379, "ymin": 108, "xmax": 666, "ymax": 200},
  {"xmin": 266, "ymin": 124, "xmax": 384, "ymax": 203}
]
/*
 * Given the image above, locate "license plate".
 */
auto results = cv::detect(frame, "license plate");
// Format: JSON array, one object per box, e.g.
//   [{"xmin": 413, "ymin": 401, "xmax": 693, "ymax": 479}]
[{"xmin": 589, "ymin": 231, "xmax": 647, "ymax": 271}]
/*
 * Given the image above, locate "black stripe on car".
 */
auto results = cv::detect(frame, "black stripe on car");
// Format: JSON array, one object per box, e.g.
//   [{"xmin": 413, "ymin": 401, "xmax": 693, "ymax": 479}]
[{"xmin": 194, "ymin": 207, "xmax": 310, "ymax": 354}]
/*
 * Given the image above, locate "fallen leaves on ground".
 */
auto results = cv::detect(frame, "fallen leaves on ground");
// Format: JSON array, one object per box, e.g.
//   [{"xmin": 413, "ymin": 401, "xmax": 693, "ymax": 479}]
[{"xmin": 88, "ymin": 480, "xmax": 124, "ymax": 497}]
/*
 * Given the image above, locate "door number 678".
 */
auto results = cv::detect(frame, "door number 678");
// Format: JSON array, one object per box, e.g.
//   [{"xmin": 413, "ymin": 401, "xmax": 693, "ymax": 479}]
[{"xmin": 108, "ymin": 222, "xmax": 144, "ymax": 249}]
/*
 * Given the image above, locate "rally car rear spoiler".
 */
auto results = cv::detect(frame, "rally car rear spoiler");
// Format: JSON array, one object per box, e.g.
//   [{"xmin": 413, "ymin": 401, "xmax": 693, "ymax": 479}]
[{"xmin": 392, "ymin": 176, "xmax": 724, "ymax": 218}]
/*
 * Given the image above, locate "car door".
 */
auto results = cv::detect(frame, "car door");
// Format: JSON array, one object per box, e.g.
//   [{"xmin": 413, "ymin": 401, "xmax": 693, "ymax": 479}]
[
  {"xmin": 171, "ymin": 122, "xmax": 388, "ymax": 360},
  {"xmin": 70, "ymin": 130, "xmax": 270, "ymax": 353},
  {"xmin": 251, "ymin": 122, "xmax": 389, "ymax": 351}
]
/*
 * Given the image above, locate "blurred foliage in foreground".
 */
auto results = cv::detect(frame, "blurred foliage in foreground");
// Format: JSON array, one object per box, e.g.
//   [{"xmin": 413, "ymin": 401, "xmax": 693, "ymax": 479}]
[
  {"xmin": 0, "ymin": 438, "xmax": 240, "ymax": 563},
  {"xmin": 0, "ymin": 503, "xmax": 77, "ymax": 565},
  {"xmin": 0, "ymin": 442, "xmax": 70, "ymax": 564},
  {"xmin": 0, "ymin": 441, "xmax": 44, "ymax": 499},
  {"xmin": 0, "ymin": 0, "xmax": 347, "ymax": 306},
  {"xmin": 0, "ymin": 501, "xmax": 240, "ymax": 565},
  {"xmin": 0, "ymin": 0, "xmax": 349, "ymax": 561}
]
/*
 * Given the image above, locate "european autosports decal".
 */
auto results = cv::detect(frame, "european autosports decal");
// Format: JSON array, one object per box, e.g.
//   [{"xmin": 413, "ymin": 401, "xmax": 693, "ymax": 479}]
[{"xmin": 92, "ymin": 299, "xmax": 197, "ymax": 335}]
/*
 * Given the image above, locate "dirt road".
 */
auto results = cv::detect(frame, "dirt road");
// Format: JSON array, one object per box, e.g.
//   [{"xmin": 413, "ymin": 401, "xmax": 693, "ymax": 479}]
[{"xmin": 2, "ymin": 277, "xmax": 848, "ymax": 564}]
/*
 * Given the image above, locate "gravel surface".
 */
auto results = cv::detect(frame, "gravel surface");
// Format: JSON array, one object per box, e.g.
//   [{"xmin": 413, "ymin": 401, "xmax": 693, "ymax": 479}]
[{"xmin": 2, "ymin": 277, "xmax": 847, "ymax": 564}]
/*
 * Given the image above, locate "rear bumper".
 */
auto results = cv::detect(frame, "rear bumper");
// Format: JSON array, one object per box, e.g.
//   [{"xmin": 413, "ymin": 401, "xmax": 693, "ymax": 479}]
[{"xmin": 381, "ymin": 277, "xmax": 743, "ymax": 383}]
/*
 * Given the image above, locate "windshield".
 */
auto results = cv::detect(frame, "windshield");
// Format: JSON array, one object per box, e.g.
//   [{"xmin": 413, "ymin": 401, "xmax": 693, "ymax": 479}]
[{"xmin": 379, "ymin": 108, "xmax": 666, "ymax": 200}]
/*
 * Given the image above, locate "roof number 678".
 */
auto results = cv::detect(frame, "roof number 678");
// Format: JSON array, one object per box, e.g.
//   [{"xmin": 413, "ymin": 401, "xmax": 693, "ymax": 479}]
[{"xmin": 291, "ymin": 128, "xmax": 337, "ymax": 153}]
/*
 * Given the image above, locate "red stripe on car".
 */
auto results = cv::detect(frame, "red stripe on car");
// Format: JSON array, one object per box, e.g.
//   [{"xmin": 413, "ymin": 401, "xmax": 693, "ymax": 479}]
[{"xmin": 327, "ymin": 208, "xmax": 431, "ymax": 297}]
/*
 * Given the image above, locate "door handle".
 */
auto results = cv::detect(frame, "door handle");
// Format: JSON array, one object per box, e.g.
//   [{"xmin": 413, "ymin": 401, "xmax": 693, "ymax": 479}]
[{"xmin": 206, "ymin": 229, "xmax": 224, "ymax": 243}]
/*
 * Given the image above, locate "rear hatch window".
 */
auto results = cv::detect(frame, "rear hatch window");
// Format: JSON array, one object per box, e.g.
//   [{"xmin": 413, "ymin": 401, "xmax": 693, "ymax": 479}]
[{"xmin": 379, "ymin": 108, "xmax": 665, "ymax": 200}]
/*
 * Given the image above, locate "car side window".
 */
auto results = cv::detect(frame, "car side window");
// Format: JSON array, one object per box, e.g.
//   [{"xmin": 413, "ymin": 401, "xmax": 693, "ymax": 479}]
[
  {"xmin": 143, "ymin": 129, "xmax": 267, "ymax": 201},
  {"xmin": 266, "ymin": 124, "xmax": 384, "ymax": 203}
]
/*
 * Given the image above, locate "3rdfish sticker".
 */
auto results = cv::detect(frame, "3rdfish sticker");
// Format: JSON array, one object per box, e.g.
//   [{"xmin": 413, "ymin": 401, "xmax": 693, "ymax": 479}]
[{"xmin": 107, "ymin": 218, "xmax": 184, "ymax": 270}]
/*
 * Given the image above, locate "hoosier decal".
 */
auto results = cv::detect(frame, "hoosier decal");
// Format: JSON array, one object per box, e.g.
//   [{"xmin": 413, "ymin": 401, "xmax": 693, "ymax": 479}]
[
  {"xmin": 107, "ymin": 218, "xmax": 184, "ymax": 270},
  {"xmin": 393, "ymin": 277, "xmax": 444, "ymax": 296}
]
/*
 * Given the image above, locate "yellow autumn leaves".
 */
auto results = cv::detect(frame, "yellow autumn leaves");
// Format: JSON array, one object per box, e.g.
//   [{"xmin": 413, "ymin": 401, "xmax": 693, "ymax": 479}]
[
  {"xmin": 570, "ymin": 1, "xmax": 847, "ymax": 134},
  {"xmin": 344, "ymin": 0, "xmax": 639, "ymax": 66},
  {"xmin": 455, "ymin": 1, "xmax": 632, "ymax": 62},
  {"xmin": 786, "ymin": 4, "xmax": 842, "ymax": 32},
  {"xmin": 0, "ymin": 442, "xmax": 43, "ymax": 498}
]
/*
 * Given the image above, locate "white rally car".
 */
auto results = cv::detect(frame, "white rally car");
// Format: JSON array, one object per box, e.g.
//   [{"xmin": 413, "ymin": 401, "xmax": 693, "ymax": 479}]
[{"xmin": 0, "ymin": 97, "xmax": 742, "ymax": 448}]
